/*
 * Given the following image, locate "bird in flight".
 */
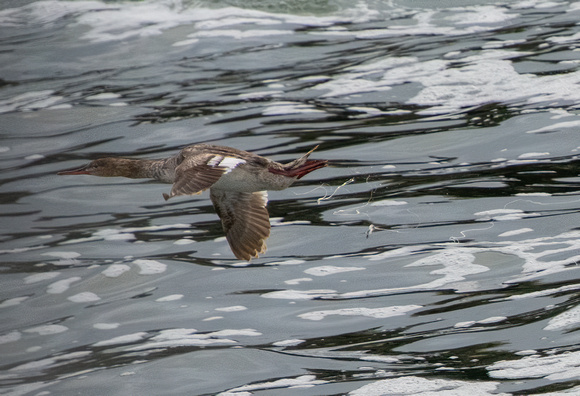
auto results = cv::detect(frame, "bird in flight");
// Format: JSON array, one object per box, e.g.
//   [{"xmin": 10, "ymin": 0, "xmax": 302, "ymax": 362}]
[{"xmin": 58, "ymin": 144, "xmax": 327, "ymax": 260}]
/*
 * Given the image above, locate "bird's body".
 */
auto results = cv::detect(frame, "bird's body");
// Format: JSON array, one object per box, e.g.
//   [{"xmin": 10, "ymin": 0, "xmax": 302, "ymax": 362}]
[{"xmin": 58, "ymin": 144, "xmax": 327, "ymax": 260}]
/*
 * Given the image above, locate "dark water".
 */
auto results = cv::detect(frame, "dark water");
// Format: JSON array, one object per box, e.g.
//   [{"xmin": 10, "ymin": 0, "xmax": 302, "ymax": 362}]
[{"xmin": 1, "ymin": 0, "xmax": 580, "ymax": 394}]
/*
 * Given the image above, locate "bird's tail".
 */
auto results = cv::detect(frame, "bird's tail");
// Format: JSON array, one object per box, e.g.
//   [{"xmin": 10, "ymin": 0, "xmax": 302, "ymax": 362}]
[{"xmin": 270, "ymin": 145, "xmax": 328, "ymax": 179}]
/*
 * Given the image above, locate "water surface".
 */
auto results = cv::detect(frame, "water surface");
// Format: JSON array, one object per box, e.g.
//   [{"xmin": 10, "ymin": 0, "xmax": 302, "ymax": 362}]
[{"xmin": 1, "ymin": 0, "xmax": 580, "ymax": 394}]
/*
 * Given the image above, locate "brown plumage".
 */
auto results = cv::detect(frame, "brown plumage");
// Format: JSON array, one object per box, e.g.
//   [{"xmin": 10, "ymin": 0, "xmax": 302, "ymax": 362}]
[{"xmin": 58, "ymin": 144, "xmax": 327, "ymax": 260}]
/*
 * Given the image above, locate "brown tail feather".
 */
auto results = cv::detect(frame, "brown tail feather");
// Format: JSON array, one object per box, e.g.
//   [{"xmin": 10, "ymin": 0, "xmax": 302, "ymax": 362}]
[
  {"xmin": 269, "ymin": 159, "xmax": 327, "ymax": 179},
  {"xmin": 293, "ymin": 159, "xmax": 328, "ymax": 179}
]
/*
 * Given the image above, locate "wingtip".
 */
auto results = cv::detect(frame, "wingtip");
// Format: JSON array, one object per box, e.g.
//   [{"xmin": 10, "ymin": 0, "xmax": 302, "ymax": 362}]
[{"xmin": 162, "ymin": 193, "xmax": 171, "ymax": 201}]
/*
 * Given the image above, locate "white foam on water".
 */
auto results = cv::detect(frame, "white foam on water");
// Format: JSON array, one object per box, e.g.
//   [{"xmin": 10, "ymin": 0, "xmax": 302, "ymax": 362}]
[
  {"xmin": 101, "ymin": 264, "xmax": 131, "ymax": 278},
  {"xmin": 92, "ymin": 332, "xmax": 148, "ymax": 347},
  {"xmin": 24, "ymin": 324, "xmax": 68, "ymax": 335},
  {"xmin": 61, "ymin": 224, "xmax": 192, "ymax": 246},
  {"xmin": 359, "ymin": 354, "xmax": 400, "ymax": 363},
  {"xmin": 155, "ymin": 294, "xmax": 184, "ymax": 302},
  {"xmin": 547, "ymin": 31, "xmax": 580, "ymax": 44},
  {"xmin": 0, "ymin": 90, "xmax": 64, "ymax": 114},
  {"xmin": 5, "ymin": 1, "xmax": 580, "ymax": 116},
  {"xmin": 132, "ymin": 259, "xmax": 167, "ymax": 275},
  {"xmin": 25, "ymin": 154, "xmax": 45, "ymax": 160},
  {"xmin": 515, "ymin": 349, "xmax": 538, "ymax": 356},
  {"xmin": 24, "ymin": 272, "xmax": 60, "ymax": 285},
  {"xmin": 498, "ymin": 228, "xmax": 533, "ymax": 237},
  {"xmin": 272, "ymin": 339, "xmax": 305, "ymax": 347},
  {"xmin": 85, "ymin": 92, "xmax": 121, "ymax": 100},
  {"xmin": 313, "ymin": 48, "xmax": 580, "ymax": 112},
  {"xmin": 223, "ymin": 375, "xmax": 327, "ymax": 394},
  {"xmin": 41, "ymin": 251, "xmax": 81, "ymax": 259},
  {"xmin": 262, "ymin": 102, "xmax": 325, "ymax": 116},
  {"xmin": 407, "ymin": 249, "xmax": 489, "ymax": 281},
  {"xmin": 495, "ymin": 231, "xmax": 580, "ymax": 281},
  {"xmin": 40, "ymin": 251, "xmax": 81, "ymax": 266},
  {"xmin": 173, "ymin": 238, "xmax": 194, "ymax": 245},
  {"xmin": 96, "ymin": 230, "xmax": 136, "ymax": 241},
  {"xmin": 368, "ymin": 245, "xmax": 428, "ymax": 261},
  {"xmin": 478, "ymin": 316, "xmax": 508, "ymax": 324},
  {"xmin": 0, "ymin": 331, "xmax": 22, "ymax": 345},
  {"xmin": 93, "ymin": 322, "xmax": 120, "ymax": 330},
  {"xmin": 304, "ymin": 265, "xmax": 364, "ymax": 277},
  {"xmin": 454, "ymin": 316, "xmax": 507, "ymax": 328},
  {"xmin": 46, "ymin": 277, "xmax": 81, "ymax": 294},
  {"xmin": 210, "ymin": 329, "xmax": 261, "ymax": 337},
  {"xmin": 238, "ymin": 90, "xmax": 283, "ymax": 99},
  {"xmin": 527, "ymin": 119, "xmax": 580, "ymax": 133},
  {"xmin": 4, "ymin": 0, "xmax": 341, "ymax": 45},
  {"xmin": 118, "ymin": 328, "xmax": 260, "ymax": 351},
  {"xmin": 344, "ymin": 231, "xmax": 580, "ymax": 299},
  {"xmin": 194, "ymin": 16, "xmax": 279, "ymax": 30},
  {"xmin": 0, "ymin": 296, "xmax": 30, "ymax": 308},
  {"xmin": 299, "ymin": 305, "xmax": 422, "ymax": 321},
  {"xmin": 488, "ymin": 351, "xmax": 580, "ymax": 381},
  {"xmin": 202, "ymin": 316, "xmax": 223, "ymax": 322},
  {"xmin": 454, "ymin": 320, "xmax": 477, "ymax": 328},
  {"xmin": 482, "ymin": 39, "xmax": 526, "ymax": 49},
  {"xmin": 67, "ymin": 292, "xmax": 101, "ymax": 303},
  {"xmin": 502, "ymin": 284, "xmax": 580, "ymax": 301},
  {"xmin": 284, "ymin": 277, "xmax": 312, "ymax": 285},
  {"xmin": 214, "ymin": 305, "xmax": 247, "ymax": 312},
  {"xmin": 514, "ymin": 192, "xmax": 551, "ymax": 197},
  {"xmin": 190, "ymin": 29, "xmax": 292, "ymax": 39},
  {"xmin": 518, "ymin": 152, "xmax": 550, "ymax": 159},
  {"xmin": 544, "ymin": 304, "xmax": 580, "ymax": 331},
  {"xmin": 9, "ymin": 351, "xmax": 92, "ymax": 372},
  {"xmin": 349, "ymin": 376, "xmax": 506, "ymax": 396},
  {"xmin": 474, "ymin": 208, "xmax": 531, "ymax": 221},
  {"xmin": 261, "ymin": 289, "xmax": 337, "ymax": 300},
  {"xmin": 265, "ymin": 259, "xmax": 306, "ymax": 266},
  {"xmin": 370, "ymin": 200, "xmax": 408, "ymax": 206}
]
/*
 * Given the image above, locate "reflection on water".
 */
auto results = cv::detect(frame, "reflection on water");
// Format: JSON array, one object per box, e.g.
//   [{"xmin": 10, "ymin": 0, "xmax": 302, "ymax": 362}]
[{"xmin": 1, "ymin": 0, "xmax": 580, "ymax": 394}]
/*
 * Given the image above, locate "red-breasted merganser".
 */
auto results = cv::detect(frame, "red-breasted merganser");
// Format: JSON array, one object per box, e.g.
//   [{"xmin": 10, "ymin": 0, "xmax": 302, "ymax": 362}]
[{"xmin": 58, "ymin": 144, "xmax": 327, "ymax": 260}]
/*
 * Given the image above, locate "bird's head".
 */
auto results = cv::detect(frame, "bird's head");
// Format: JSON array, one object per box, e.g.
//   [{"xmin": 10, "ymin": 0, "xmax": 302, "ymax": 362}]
[{"xmin": 58, "ymin": 158, "xmax": 134, "ymax": 177}]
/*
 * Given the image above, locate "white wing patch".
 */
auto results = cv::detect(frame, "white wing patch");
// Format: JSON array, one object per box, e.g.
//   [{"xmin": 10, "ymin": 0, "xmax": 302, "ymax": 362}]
[
  {"xmin": 256, "ymin": 191, "xmax": 268, "ymax": 206},
  {"xmin": 207, "ymin": 155, "xmax": 246, "ymax": 173}
]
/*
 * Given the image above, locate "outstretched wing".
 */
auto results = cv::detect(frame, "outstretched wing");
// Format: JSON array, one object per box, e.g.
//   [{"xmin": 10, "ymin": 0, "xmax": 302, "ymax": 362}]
[
  {"xmin": 210, "ymin": 189, "xmax": 270, "ymax": 261},
  {"xmin": 163, "ymin": 154, "xmax": 246, "ymax": 200}
]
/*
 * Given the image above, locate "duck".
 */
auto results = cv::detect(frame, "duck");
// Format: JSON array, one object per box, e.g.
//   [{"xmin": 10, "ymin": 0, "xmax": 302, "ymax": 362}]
[{"xmin": 58, "ymin": 143, "xmax": 327, "ymax": 260}]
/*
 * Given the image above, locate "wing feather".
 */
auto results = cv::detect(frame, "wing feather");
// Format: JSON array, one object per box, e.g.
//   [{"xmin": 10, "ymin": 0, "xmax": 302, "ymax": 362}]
[
  {"xmin": 163, "ymin": 164, "xmax": 225, "ymax": 200},
  {"xmin": 210, "ymin": 190, "xmax": 270, "ymax": 260}
]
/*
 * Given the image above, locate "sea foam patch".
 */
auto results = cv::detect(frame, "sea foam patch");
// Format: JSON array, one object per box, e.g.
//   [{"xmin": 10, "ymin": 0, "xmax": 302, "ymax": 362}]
[
  {"xmin": 24, "ymin": 324, "xmax": 68, "ymax": 336},
  {"xmin": 132, "ymin": 259, "xmax": 167, "ymax": 275},
  {"xmin": 0, "ymin": 297, "xmax": 30, "ymax": 308},
  {"xmin": 46, "ymin": 277, "xmax": 81, "ymax": 294},
  {"xmin": 488, "ymin": 351, "xmax": 580, "ymax": 381},
  {"xmin": 304, "ymin": 265, "xmax": 364, "ymax": 277},
  {"xmin": 0, "ymin": 90, "xmax": 65, "ymax": 114},
  {"xmin": 349, "ymin": 376, "xmax": 505, "ymax": 396},
  {"xmin": 313, "ymin": 49, "xmax": 580, "ymax": 113},
  {"xmin": 5, "ymin": 1, "xmax": 580, "ymax": 117},
  {"xmin": 338, "ymin": 231, "xmax": 580, "ymax": 299},
  {"xmin": 543, "ymin": 305, "xmax": 580, "ymax": 331},
  {"xmin": 9, "ymin": 351, "xmax": 92, "ymax": 372},
  {"xmin": 223, "ymin": 374, "xmax": 328, "ymax": 394},
  {"xmin": 120, "ymin": 328, "xmax": 261, "ymax": 351},
  {"xmin": 68, "ymin": 292, "xmax": 101, "ymax": 303},
  {"xmin": 299, "ymin": 305, "xmax": 422, "ymax": 321}
]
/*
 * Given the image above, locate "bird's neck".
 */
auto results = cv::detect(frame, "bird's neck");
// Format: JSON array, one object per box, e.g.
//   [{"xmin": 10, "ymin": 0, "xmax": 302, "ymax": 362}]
[{"xmin": 114, "ymin": 158, "xmax": 172, "ymax": 182}]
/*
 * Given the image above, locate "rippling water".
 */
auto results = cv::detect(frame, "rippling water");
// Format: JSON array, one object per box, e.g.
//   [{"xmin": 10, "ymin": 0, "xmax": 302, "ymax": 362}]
[{"xmin": 1, "ymin": 0, "xmax": 580, "ymax": 394}]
